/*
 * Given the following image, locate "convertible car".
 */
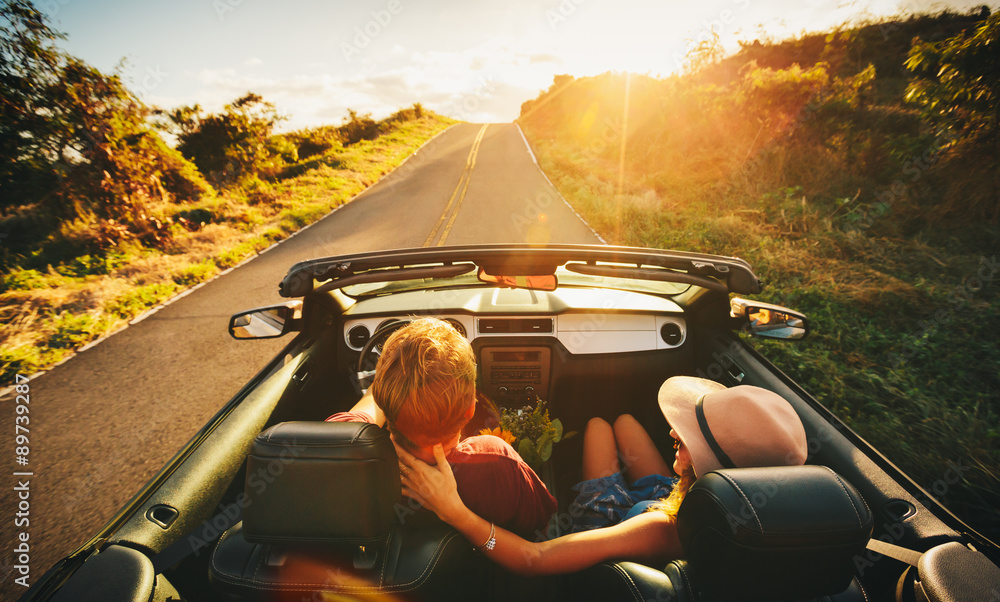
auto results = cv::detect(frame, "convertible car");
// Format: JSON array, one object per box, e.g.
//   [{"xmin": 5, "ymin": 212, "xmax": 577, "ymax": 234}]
[{"xmin": 23, "ymin": 244, "xmax": 1000, "ymax": 601}]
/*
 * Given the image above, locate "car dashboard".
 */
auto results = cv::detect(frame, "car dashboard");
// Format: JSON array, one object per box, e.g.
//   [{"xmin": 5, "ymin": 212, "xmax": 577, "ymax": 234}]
[{"xmin": 340, "ymin": 285, "xmax": 689, "ymax": 408}]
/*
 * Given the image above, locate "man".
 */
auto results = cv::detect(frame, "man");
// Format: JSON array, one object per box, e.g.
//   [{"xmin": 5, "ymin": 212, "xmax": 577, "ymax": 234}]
[{"xmin": 327, "ymin": 318, "xmax": 556, "ymax": 537}]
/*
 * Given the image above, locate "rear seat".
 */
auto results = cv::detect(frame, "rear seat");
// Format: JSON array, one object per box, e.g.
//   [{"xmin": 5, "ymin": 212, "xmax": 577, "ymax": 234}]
[
  {"xmin": 209, "ymin": 421, "xmax": 488, "ymax": 601},
  {"xmin": 567, "ymin": 465, "xmax": 874, "ymax": 601}
]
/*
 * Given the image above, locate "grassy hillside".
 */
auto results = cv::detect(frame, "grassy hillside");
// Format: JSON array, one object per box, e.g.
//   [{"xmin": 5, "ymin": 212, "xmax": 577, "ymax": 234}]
[
  {"xmin": 519, "ymin": 11, "xmax": 999, "ymax": 541},
  {"xmin": 0, "ymin": 111, "xmax": 455, "ymax": 380},
  {"xmin": 1, "ymin": 3, "xmax": 457, "ymax": 381}
]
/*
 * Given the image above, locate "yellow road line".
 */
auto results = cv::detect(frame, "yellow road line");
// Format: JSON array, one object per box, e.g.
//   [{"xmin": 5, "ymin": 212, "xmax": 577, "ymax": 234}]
[{"xmin": 423, "ymin": 124, "xmax": 489, "ymax": 247}]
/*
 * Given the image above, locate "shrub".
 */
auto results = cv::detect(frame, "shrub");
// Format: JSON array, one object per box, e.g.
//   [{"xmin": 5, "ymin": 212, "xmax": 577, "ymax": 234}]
[
  {"xmin": 104, "ymin": 282, "xmax": 178, "ymax": 319},
  {"xmin": 339, "ymin": 109, "xmax": 380, "ymax": 146},
  {"xmin": 1, "ymin": 269, "xmax": 50, "ymax": 292},
  {"xmin": 172, "ymin": 261, "xmax": 215, "ymax": 286},
  {"xmin": 168, "ymin": 93, "xmax": 285, "ymax": 187},
  {"xmin": 49, "ymin": 312, "xmax": 99, "ymax": 349}
]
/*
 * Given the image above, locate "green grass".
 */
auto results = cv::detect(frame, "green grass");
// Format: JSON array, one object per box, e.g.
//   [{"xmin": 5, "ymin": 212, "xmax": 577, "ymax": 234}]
[
  {"xmin": 104, "ymin": 282, "xmax": 181, "ymax": 319},
  {"xmin": 523, "ymin": 129, "xmax": 1000, "ymax": 540},
  {"xmin": 0, "ymin": 112, "xmax": 455, "ymax": 383}
]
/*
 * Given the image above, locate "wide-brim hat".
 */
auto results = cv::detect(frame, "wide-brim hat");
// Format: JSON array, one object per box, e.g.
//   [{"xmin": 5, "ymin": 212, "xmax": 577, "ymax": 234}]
[{"xmin": 658, "ymin": 377, "xmax": 808, "ymax": 477}]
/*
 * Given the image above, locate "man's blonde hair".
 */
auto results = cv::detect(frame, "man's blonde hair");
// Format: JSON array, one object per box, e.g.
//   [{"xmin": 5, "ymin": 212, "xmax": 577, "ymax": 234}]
[{"xmin": 370, "ymin": 318, "xmax": 477, "ymax": 449}]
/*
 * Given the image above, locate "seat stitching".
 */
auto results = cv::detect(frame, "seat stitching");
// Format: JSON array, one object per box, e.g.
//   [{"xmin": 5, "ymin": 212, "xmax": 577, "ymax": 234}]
[
  {"xmin": 718, "ymin": 473, "xmax": 762, "ymax": 532},
  {"xmin": 676, "ymin": 562, "xmax": 695, "ymax": 597},
  {"xmin": 380, "ymin": 530, "xmax": 392, "ymax": 585},
  {"xmin": 209, "ymin": 527, "xmax": 230, "ymax": 577},
  {"xmin": 385, "ymin": 531, "xmax": 459, "ymax": 592},
  {"xmin": 251, "ymin": 542, "xmax": 266, "ymax": 582},
  {"xmin": 822, "ymin": 467, "xmax": 865, "ymax": 528},
  {"xmin": 212, "ymin": 531, "xmax": 462, "ymax": 593},
  {"xmin": 609, "ymin": 564, "xmax": 644, "ymax": 602},
  {"xmin": 252, "ymin": 441, "xmax": 380, "ymax": 448}
]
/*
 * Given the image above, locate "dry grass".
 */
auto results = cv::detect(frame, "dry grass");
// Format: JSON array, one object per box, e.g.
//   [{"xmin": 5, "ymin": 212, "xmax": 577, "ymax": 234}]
[
  {"xmin": 517, "ymin": 60, "xmax": 999, "ymax": 540},
  {"xmin": 1, "ymin": 114, "xmax": 455, "ymax": 382}
]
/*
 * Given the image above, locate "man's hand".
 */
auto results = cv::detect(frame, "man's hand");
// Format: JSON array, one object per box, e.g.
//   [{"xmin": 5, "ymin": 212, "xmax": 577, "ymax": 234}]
[{"xmin": 393, "ymin": 440, "xmax": 467, "ymax": 525}]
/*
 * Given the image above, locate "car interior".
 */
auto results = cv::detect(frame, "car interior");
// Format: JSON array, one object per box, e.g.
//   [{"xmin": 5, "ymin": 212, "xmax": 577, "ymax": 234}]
[{"xmin": 39, "ymin": 247, "xmax": 1000, "ymax": 602}]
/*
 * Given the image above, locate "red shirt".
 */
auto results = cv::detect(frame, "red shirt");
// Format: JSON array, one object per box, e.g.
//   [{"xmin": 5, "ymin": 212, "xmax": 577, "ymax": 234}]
[{"xmin": 326, "ymin": 412, "xmax": 557, "ymax": 537}]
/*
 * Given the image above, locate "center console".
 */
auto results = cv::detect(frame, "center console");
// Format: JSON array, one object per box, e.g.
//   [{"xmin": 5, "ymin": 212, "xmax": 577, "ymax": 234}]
[{"xmin": 479, "ymin": 346, "xmax": 550, "ymax": 406}]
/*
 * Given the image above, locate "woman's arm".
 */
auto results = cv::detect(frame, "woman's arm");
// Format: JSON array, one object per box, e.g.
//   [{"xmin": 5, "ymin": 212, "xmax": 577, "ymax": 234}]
[{"xmin": 395, "ymin": 443, "xmax": 683, "ymax": 575}]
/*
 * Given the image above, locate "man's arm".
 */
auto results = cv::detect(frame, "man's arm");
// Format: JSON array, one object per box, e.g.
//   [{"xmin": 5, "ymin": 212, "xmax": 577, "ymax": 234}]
[
  {"xmin": 326, "ymin": 390, "xmax": 385, "ymax": 425},
  {"xmin": 349, "ymin": 390, "xmax": 385, "ymax": 426}
]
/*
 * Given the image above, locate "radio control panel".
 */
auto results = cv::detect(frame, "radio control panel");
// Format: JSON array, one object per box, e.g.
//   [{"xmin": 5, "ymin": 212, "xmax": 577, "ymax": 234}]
[{"xmin": 480, "ymin": 346, "xmax": 550, "ymax": 405}]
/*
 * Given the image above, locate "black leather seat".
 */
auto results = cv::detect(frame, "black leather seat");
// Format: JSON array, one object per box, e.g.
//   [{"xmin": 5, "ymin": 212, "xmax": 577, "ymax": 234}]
[
  {"xmin": 209, "ymin": 421, "xmax": 487, "ymax": 601},
  {"xmin": 567, "ymin": 465, "xmax": 874, "ymax": 601}
]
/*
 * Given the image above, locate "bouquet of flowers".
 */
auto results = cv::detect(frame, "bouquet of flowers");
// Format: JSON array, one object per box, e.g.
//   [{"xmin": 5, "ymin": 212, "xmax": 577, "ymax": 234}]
[{"xmin": 480, "ymin": 399, "xmax": 574, "ymax": 466}]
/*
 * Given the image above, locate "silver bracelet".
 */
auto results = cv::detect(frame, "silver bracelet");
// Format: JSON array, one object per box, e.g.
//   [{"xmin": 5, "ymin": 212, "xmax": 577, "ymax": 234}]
[{"xmin": 475, "ymin": 522, "xmax": 496, "ymax": 552}]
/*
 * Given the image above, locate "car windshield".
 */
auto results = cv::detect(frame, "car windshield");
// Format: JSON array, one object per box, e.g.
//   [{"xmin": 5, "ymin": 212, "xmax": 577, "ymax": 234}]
[{"xmin": 339, "ymin": 264, "xmax": 694, "ymax": 297}]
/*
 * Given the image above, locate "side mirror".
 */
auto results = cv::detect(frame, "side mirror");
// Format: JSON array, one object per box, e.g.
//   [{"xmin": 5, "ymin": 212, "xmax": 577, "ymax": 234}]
[
  {"xmin": 229, "ymin": 301, "xmax": 303, "ymax": 340},
  {"xmin": 730, "ymin": 298, "xmax": 808, "ymax": 341}
]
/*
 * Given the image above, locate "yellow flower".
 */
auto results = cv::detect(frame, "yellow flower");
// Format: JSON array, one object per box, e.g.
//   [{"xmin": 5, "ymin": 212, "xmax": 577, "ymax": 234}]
[{"xmin": 480, "ymin": 427, "xmax": 516, "ymax": 445}]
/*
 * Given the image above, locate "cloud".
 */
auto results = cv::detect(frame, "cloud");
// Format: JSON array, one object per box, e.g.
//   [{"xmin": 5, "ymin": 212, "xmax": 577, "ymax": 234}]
[
  {"xmin": 179, "ymin": 35, "xmax": 564, "ymax": 129},
  {"xmin": 526, "ymin": 53, "xmax": 560, "ymax": 65},
  {"xmin": 244, "ymin": 57, "xmax": 263, "ymax": 66}
]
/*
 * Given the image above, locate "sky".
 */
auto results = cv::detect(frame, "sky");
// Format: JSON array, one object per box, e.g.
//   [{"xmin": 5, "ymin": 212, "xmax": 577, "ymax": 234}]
[{"xmin": 39, "ymin": 0, "xmax": 994, "ymax": 131}]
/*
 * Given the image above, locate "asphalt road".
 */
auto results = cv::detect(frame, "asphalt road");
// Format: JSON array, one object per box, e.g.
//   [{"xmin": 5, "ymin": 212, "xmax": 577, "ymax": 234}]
[{"xmin": 0, "ymin": 122, "xmax": 602, "ymax": 594}]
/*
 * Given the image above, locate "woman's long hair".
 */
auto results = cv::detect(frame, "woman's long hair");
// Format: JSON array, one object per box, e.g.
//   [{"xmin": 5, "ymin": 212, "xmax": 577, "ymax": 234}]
[{"xmin": 649, "ymin": 465, "xmax": 696, "ymax": 519}]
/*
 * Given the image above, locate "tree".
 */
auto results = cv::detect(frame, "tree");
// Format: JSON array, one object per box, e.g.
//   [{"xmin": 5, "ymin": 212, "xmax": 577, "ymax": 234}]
[
  {"xmin": 0, "ymin": 0, "xmax": 67, "ymax": 205},
  {"xmin": 168, "ymin": 92, "xmax": 284, "ymax": 186},
  {"xmin": 906, "ymin": 13, "xmax": 1000, "ymax": 143},
  {"xmin": 906, "ymin": 12, "xmax": 1000, "ymax": 220},
  {"xmin": 1, "ymin": 0, "xmax": 210, "ymax": 248}
]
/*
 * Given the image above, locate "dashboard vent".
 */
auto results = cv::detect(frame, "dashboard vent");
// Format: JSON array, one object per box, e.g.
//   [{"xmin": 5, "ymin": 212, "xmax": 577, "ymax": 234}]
[
  {"xmin": 660, "ymin": 323, "xmax": 683, "ymax": 345},
  {"xmin": 479, "ymin": 318, "xmax": 553, "ymax": 334},
  {"xmin": 347, "ymin": 324, "xmax": 370, "ymax": 348}
]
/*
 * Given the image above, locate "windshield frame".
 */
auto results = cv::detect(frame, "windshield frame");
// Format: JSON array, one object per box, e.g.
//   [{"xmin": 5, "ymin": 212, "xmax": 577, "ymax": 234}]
[{"xmin": 280, "ymin": 244, "xmax": 763, "ymax": 298}]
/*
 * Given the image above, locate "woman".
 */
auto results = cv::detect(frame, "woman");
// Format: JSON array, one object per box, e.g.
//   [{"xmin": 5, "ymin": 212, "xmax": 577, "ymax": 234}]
[
  {"xmin": 567, "ymin": 412, "xmax": 681, "ymax": 533},
  {"xmin": 394, "ymin": 376, "xmax": 808, "ymax": 575}
]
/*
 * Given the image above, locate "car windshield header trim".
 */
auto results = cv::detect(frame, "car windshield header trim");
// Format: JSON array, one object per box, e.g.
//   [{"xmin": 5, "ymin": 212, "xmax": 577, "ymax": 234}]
[{"xmin": 278, "ymin": 244, "xmax": 763, "ymax": 298}]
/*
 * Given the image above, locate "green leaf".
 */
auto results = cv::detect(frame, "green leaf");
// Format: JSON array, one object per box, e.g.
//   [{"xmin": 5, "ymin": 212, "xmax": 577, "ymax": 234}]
[
  {"xmin": 538, "ymin": 438, "xmax": 554, "ymax": 462},
  {"xmin": 518, "ymin": 438, "xmax": 537, "ymax": 464},
  {"xmin": 551, "ymin": 418, "xmax": 564, "ymax": 442}
]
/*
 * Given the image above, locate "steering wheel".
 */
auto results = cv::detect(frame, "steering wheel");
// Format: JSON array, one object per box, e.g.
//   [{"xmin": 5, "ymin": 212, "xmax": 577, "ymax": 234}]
[{"xmin": 355, "ymin": 319, "xmax": 411, "ymax": 393}]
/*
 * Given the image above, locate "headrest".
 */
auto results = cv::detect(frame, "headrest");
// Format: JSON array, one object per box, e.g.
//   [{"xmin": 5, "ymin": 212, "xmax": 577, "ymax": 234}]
[
  {"xmin": 677, "ymin": 465, "xmax": 872, "ymax": 601},
  {"xmin": 242, "ymin": 421, "xmax": 401, "ymax": 546}
]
